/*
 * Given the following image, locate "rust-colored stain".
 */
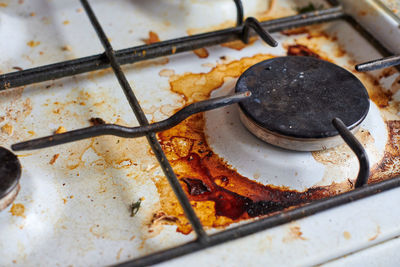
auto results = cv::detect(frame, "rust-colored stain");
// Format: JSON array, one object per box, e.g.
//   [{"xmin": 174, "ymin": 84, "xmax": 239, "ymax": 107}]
[
  {"xmin": 368, "ymin": 225, "xmax": 381, "ymax": 241},
  {"xmin": 287, "ymin": 44, "xmax": 321, "ymax": 58},
  {"xmin": 221, "ymin": 37, "xmax": 258, "ymax": 51},
  {"xmin": 1, "ymin": 123, "xmax": 13, "ymax": 136},
  {"xmin": 283, "ymin": 225, "xmax": 307, "ymax": 242},
  {"xmin": 143, "ymin": 31, "xmax": 160, "ymax": 45},
  {"xmin": 9, "ymin": 203, "xmax": 25, "ymax": 218},
  {"xmin": 343, "ymin": 231, "xmax": 351, "ymax": 240},
  {"xmin": 27, "ymin": 40, "xmax": 40, "ymax": 47},
  {"xmin": 193, "ymin": 48, "xmax": 209, "ymax": 59},
  {"xmin": 49, "ymin": 154, "xmax": 60, "ymax": 165},
  {"xmin": 54, "ymin": 126, "xmax": 67, "ymax": 134}
]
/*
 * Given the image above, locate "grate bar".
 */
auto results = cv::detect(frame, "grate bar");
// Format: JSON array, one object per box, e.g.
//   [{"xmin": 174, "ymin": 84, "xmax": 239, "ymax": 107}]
[
  {"xmin": 332, "ymin": 118, "xmax": 370, "ymax": 187},
  {"xmin": 355, "ymin": 54, "xmax": 400, "ymax": 71},
  {"xmin": 117, "ymin": 176, "xmax": 400, "ymax": 266},
  {"xmin": 79, "ymin": 0, "xmax": 208, "ymax": 242},
  {"xmin": 11, "ymin": 91, "xmax": 251, "ymax": 151},
  {"xmin": 0, "ymin": 6, "xmax": 344, "ymax": 90}
]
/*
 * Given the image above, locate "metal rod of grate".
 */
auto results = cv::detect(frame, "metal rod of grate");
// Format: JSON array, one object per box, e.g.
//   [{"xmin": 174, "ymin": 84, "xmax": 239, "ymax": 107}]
[
  {"xmin": 79, "ymin": 0, "xmax": 209, "ymax": 242},
  {"xmin": 12, "ymin": 91, "xmax": 251, "ymax": 151},
  {"xmin": 0, "ymin": 6, "xmax": 344, "ymax": 90},
  {"xmin": 356, "ymin": 54, "xmax": 400, "ymax": 72}
]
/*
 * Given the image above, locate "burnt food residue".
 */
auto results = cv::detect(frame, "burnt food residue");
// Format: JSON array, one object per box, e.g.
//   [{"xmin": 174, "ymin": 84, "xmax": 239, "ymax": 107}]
[{"xmin": 152, "ymin": 32, "xmax": 397, "ymax": 234}]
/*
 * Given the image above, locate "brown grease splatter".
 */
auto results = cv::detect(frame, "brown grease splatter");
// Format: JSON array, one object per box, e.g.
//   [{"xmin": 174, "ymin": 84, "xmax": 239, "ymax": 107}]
[
  {"xmin": 221, "ymin": 37, "xmax": 258, "ymax": 51},
  {"xmin": 157, "ymin": 113, "xmax": 331, "ymax": 234},
  {"xmin": 9, "ymin": 203, "xmax": 25, "ymax": 218},
  {"xmin": 193, "ymin": 48, "xmax": 209, "ymax": 58},
  {"xmin": 282, "ymin": 225, "xmax": 307, "ymax": 242},
  {"xmin": 287, "ymin": 44, "xmax": 321, "ymax": 58},
  {"xmin": 143, "ymin": 31, "xmax": 160, "ymax": 45},
  {"xmin": 27, "ymin": 40, "xmax": 40, "ymax": 47},
  {"xmin": 343, "ymin": 231, "xmax": 351, "ymax": 240},
  {"xmin": 369, "ymin": 121, "xmax": 400, "ymax": 183}
]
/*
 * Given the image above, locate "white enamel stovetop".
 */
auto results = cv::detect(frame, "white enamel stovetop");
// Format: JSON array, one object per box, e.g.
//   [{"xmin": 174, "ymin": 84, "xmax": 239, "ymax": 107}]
[{"xmin": 1, "ymin": 0, "xmax": 400, "ymax": 266}]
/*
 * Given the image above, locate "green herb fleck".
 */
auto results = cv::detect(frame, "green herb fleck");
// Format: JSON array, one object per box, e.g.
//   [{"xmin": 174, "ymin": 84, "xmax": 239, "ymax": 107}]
[{"xmin": 130, "ymin": 198, "xmax": 142, "ymax": 217}]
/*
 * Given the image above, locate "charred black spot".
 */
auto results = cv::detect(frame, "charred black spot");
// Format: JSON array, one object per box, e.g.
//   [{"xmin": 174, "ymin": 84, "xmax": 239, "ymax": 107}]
[
  {"xmin": 89, "ymin": 117, "xmax": 106, "ymax": 126},
  {"xmin": 182, "ymin": 178, "xmax": 210, "ymax": 196},
  {"xmin": 287, "ymin": 44, "xmax": 320, "ymax": 58}
]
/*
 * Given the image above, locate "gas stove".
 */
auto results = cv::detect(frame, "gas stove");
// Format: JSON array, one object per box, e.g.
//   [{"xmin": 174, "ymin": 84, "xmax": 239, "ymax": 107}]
[{"xmin": 1, "ymin": 0, "xmax": 400, "ymax": 266}]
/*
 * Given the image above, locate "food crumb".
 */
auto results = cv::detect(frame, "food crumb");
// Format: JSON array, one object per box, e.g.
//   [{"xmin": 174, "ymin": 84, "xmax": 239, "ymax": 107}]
[
  {"xmin": 76, "ymin": 8, "xmax": 83, "ymax": 13},
  {"xmin": 0, "ymin": 3, "xmax": 8, "ymax": 7},
  {"xmin": 29, "ymin": 12, "xmax": 36, "ymax": 17},
  {"xmin": 143, "ymin": 31, "xmax": 160, "ymax": 45},
  {"xmin": 49, "ymin": 154, "xmax": 60, "ymax": 165},
  {"xmin": 61, "ymin": 45, "xmax": 72, "ymax": 51},
  {"xmin": 343, "ymin": 231, "xmax": 351, "ymax": 240},
  {"xmin": 193, "ymin": 48, "xmax": 209, "ymax": 58},
  {"xmin": 1, "ymin": 123, "xmax": 13, "ymax": 136},
  {"xmin": 12, "ymin": 66, "xmax": 23, "ymax": 71},
  {"xmin": 130, "ymin": 198, "xmax": 143, "ymax": 217},
  {"xmin": 63, "ymin": 198, "xmax": 67, "ymax": 204},
  {"xmin": 62, "ymin": 20, "xmax": 70, "ymax": 25},
  {"xmin": 54, "ymin": 126, "xmax": 67, "ymax": 134},
  {"xmin": 27, "ymin": 40, "xmax": 40, "ymax": 47}
]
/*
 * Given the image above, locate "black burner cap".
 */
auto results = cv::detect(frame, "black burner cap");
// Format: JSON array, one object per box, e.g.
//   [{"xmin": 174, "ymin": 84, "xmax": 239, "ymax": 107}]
[
  {"xmin": 0, "ymin": 147, "xmax": 21, "ymax": 200},
  {"xmin": 235, "ymin": 56, "xmax": 370, "ymax": 139}
]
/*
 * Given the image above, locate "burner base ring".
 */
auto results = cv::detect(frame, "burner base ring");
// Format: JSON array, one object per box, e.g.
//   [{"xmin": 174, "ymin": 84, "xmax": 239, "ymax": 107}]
[
  {"xmin": 0, "ymin": 183, "xmax": 20, "ymax": 211},
  {"xmin": 239, "ymin": 109, "xmax": 361, "ymax": 151}
]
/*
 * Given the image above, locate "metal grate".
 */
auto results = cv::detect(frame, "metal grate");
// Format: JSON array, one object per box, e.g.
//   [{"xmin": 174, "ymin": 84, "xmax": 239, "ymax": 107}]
[{"xmin": 2, "ymin": 0, "xmax": 400, "ymax": 266}]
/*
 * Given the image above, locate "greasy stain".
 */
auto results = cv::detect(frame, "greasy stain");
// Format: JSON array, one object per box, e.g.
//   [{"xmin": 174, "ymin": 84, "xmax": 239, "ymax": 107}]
[
  {"xmin": 156, "ymin": 53, "xmax": 338, "ymax": 234},
  {"xmin": 9, "ymin": 203, "xmax": 25, "ymax": 218},
  {"xmin": 282, "ymin": 225, "xmax": 307, "ymax": 242},
  {"xmin": 154, "ymin": 33, "xmax": 398, "ymax": 233},
  {"xmin": 287, "ymin": 44, "xmax": 321, "ymax": 58},
  {"xmin": 221, "ymin": 37, "xmax": 258, "ymax": 51},
  {"xmin": 343, "ymin": 231, "xmax": 351, "ymax": 240},
  {"xmin": 143, "ymin": 31, "xmax": 160, "ymax": 45},
  {"xmin": 169, "ymin": 53, "xmax": 275, "ymax": 103},
  {"xmin": 369, "ymin": 121, "xmax": 400, "ymax": 183}
]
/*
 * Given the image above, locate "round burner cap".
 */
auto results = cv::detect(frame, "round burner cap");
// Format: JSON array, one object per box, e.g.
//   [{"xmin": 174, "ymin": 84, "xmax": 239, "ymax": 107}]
[
  {"xmin": 235, "ymin": 56, "xmax": 370, "ymax": 150},
  {"xmin": 0, "ymin": 147, "xmax": 21, "ymax": 208}
]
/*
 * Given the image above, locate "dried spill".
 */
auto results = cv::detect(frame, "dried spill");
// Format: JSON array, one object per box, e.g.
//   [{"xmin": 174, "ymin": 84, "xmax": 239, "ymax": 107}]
[{"xmin": 152, "ymin": 27, "xmax": 400, "ymax": 234}]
